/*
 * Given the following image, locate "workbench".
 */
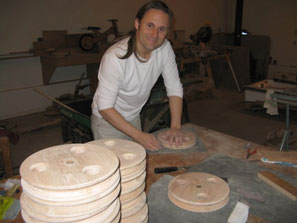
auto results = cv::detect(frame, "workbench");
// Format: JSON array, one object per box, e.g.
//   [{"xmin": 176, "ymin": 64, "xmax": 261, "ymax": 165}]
[{"xmin": 1, "ymin": 123, "xmax": 297, "ymax": 223}]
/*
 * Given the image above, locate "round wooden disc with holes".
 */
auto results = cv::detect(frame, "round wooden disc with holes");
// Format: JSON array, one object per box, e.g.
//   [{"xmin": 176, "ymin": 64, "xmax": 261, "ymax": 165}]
[
  {"xmin": 87, "ymin": 139, "xmax": 146, "ymax": 170},
  {"xmin": 21, "ymin": 198, "xmax": 120, "ymax": 223},
  {"xmin": 20, "ymin": 183, "xmax": 120, "ymax": 218},
  {"xmin": 121, "ymin": 192, "xmax": 146, "ymax": 218},
  {"xmin": 157, "ymin": 130, "xmax": 196, "ymax": 149},
  {"xmin": 121, "ymin": 203, "xmax": 148, "ymax": 223},
  {"xmin": 121, "ymin": 171, "xmax": 146, "ymax": 195},
  {"xmin": 21, "ymin": 169, "xmax": 120, "ymax": 202},
  {"xmin": 121, "ymin": 159, "xmax": 146, "ymax": 180},
  {"xmin": 122, "ymin": 164, "xmax": 146, "ymax": 183},
  {"xmin": 120, "ymin": 182, "xmax": 145, "ymax": 205},
  {"xmin": 168, "ymin": 172, "xmax": 230, "ymax": 212},
  {"xmin": 20, "ymin": 144, "xmax": 119, "ymax": 190}
]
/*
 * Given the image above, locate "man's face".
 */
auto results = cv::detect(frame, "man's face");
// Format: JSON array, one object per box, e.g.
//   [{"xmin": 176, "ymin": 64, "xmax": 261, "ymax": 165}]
[{"xmin": 135, "ymin": 9, "xmax": 170, "ymax": 58}]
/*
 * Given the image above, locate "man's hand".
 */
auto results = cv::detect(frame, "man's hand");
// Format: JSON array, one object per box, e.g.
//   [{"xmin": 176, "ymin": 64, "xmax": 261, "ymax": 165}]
[
  {"xmin": 164, "ymin": 128, "xmax": 185, "ymax": 147},
  {"xmin": 134, "ymin": 132, "xmax": 161, "ymax": 151}
]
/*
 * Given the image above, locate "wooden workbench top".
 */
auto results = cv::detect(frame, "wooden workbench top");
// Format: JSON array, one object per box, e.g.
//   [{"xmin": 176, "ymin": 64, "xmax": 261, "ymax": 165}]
[{"xmin": 2, "ymin": 123, "xmax": 297, "ymax": 223}]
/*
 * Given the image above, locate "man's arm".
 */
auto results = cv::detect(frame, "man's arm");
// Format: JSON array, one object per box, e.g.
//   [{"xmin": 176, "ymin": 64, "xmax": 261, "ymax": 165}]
[
  {"xmin": 99, "ymin": 108, "xmax": 161, "ymax": 151},
  {"xmin": 165, "ymin": 95, "xmax": 184, "ymax": 146}
]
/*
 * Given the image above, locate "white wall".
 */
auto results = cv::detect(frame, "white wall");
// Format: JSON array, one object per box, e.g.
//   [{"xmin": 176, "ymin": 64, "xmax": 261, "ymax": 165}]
[
  {"xmin": 242, "ymin": 0, "xmax": 297, "ymax": 67},
  {"xmin": 0, "ymin": 0, "xmax": 229, "ymax": 120}
]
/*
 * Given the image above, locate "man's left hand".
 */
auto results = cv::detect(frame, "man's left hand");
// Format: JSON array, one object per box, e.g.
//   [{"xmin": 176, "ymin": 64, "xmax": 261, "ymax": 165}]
[{"xmin": 164, "ymin": 128, "xmax": 185, "ymax": 147}]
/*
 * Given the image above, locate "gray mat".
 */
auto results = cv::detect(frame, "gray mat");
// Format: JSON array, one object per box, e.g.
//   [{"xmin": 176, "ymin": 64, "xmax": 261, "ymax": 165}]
[
  {"xmin": 147, "ymin": 127, "xmax": 206, "ymax": 154},
  {"xmin": 147, "ymin": 154, "xmax": 297, "ymax": 223}
]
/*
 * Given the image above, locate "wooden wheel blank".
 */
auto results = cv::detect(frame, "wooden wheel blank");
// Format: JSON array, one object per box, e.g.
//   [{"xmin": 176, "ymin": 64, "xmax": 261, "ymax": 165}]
[
  {"xmin": 121, "ymin": 171, "xmax": 146, "ymax": 195},
  {"xmin": 21, "ymin": 198, "xmax": 120, "ymax": 223},
  {"xmin": 20, "ymin": 183, "xmax": 120, "ymax": 218},
  {"xmin": 168, "ymin": 172, "xmax": 229, "ymax": 212},
  {"xmin": 20, "ymin": 144, "xmax": 119, "ymax": 190},
  {"xmin": 87, "ymin": 139, "xmax": 146, "ymax": 170},
  {"xmin": 21, "ymin": 169, "xmax": 120, "ymax": 202},
  {"xmin": 120, "ymin": 182, "xmax": 145, "ymax": 205},
  {"xmin": 121, "ymin": 192, "xmax": 146, "ymax": 218},
  {"xmin": 157, "ymin": 130, "xmax": 196, "ymax": 149},
  {"xmin": 121, "ymin": 203, "xmax": 148, "ymax": 223}
]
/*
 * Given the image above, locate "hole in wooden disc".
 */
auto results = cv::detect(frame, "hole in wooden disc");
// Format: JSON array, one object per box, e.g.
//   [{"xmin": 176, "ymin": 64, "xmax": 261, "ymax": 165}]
[
  {"xmin": 29, "ymin": 163, "xmax": 47, "ymax": 172},
  {"xmin": 63, "ymin": 158, "xmax": 76, "ymax": 167},
  {"xmin": 196, "ymin": 193, "xmax": 209, "ymax": 201},
  {"xmin": 122, "ymin": 153, "xmax": 136, "ymax": 160},
  {"xmin": 207, "ymin": 178, "xmax": 217, "ymax": 184},
  {"xmin": 70, "ymin": 146, "xmax": 86, "ymax": 154},
  {"xmin": 82, "ymin": 165, "xmax": 101, "ymax": 175},
  {"xmin": 104, "ymin": 140, "xmax": 116, "ymax": 147}
]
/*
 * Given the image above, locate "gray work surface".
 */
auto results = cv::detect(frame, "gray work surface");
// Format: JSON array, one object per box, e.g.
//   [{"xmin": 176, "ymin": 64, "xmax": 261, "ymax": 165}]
[
  {"xmin": 147, "ymin": 154, "xmax": 297, "ymax": 223},
  {"xmin": 148, "ymin": 127, "xmax": 206, "ymax": 154}
]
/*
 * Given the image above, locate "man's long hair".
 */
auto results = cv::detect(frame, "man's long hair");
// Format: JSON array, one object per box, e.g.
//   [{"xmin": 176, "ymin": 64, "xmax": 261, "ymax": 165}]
[{"xmin": 119, "ymin": 0, "xmax": 173, "ymax": 61}]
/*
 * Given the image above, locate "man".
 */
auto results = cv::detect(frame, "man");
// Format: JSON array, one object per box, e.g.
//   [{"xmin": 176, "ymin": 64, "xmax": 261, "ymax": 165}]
[{"xmin": 91, "ymin": 0, "xmax": 184, "ymax": 150}]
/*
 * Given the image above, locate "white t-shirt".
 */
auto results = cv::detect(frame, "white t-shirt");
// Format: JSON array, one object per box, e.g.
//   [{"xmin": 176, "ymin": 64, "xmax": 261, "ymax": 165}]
[{"xmin": 92, "ymin": 37, "xmax": 183, "ymax": 121}]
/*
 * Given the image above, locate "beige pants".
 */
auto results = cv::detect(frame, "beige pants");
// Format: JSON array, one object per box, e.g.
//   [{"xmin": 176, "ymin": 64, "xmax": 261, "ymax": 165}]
[{"xmin": 91, "ymin": 115, "xmax": 141, "ymax": 140}]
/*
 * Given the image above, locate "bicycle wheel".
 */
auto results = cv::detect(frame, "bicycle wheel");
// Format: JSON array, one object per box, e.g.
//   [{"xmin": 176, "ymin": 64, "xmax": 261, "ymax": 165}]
[{"xmin": 79, "ymin": 34, "xmax": 95, "ymax": 51}]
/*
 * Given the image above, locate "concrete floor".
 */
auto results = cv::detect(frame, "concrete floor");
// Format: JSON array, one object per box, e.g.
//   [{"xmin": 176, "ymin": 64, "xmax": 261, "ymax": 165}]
[{"xmin": 1, "ymin": 87, "xmax": 297, "ymax": 177}]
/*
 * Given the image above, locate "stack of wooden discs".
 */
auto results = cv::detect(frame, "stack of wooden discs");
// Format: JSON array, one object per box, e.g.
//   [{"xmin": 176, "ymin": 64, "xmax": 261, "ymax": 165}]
[
  {"xmin": 88, "ymin": 139, "xmax": 148, "ymax": 223},
  {"xmin": 19, "ymin": 143, "xmax": 121, "ymax": 223},
  {"xmin": 168, "ymin": 172, "xmax": 230, "ymax": 213}
]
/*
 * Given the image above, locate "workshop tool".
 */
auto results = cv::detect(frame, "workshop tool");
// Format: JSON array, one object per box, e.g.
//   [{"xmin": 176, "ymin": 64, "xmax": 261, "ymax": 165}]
[
  {"xmin": 154, "ymin": 166, "xmax": 191, "ymax": 174},
  {"xmin": 225, "ymin": 49, "xmax": 241, "ymax": 92},
  {"xmin": 270, "ymin": 92, "xmax": 297, "ymax": 151},
  {"xmin": 261, "ymin": 158, "xmax": 297, "ymax": 167},
  {"xmin": 246, "ymin": 148, "xmax": 257, "ymax": 159}
]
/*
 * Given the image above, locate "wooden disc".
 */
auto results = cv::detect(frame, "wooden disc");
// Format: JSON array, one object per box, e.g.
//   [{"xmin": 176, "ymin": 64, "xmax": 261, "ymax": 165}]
[
  {"xmin": 121, "ymin": 171, "xmax": 146, "ymax": 195},
  {"xmin": 157, "ymin": 130, "xmax": 196, "ymax": 149},
  {"xmin": 121, "ymin": 192, "xmax": 146, "ymax": 218},
  {"xmin": 21, "ymin": 169, "xmax": 120, "ymax": 202},
  {"xmin": 120, "ymin": 182, "xmax": 145, "ymax": 205},
  {"xmin": 121, "ymin": 165, "xmax": 146, "ymax": 183},
  {"xmin": 20, "ymin": 144, "xmax": 119, "ymax": 190},
  {"xmin": 121, "ymin": 159, "xmax": 146, "ymax": 180},
  {"xmin": 20, "ymin": 183, "xmax": 120, "ymax": 218},
  {"xmin": 87, "ymin": 139, "xmax": 146, "ymax": 170},
  {"xmin": 21, "ymin": 198, "xmax": 120, "ymax": 223},
  {"xmin": 121, "ymin": 203, "xmax": 148, "ymax": 223},
  {"xmin": 168, "ymin": 172, "xmax": 230, "ymax": 212},
  {"xmin": 168, "ymin": 191, "xmax": 229, "ymax": 213}
]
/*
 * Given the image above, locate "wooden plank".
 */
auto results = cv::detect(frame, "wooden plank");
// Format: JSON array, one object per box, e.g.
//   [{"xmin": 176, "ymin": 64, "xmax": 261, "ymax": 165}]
[
  {"xmin": 257, "ymin": 170, "xmax": 297, "ymax": 201},
  {"xmin": 0, "ymin": 136, "xmax": 14, "ymax": 178},
  {"xmin": 42, "ymin": 30, "xmax": 67, "ymax": 41}
]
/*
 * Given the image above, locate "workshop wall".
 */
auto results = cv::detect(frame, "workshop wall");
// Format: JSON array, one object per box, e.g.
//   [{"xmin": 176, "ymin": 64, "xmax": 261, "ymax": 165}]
[
  {"xmin": 0, "ymin": 0, "xmax": 296, "ymax": 119},
  {"xmin": 0, "ymin": 0, "xmax": 228, "ymax": 120},
  {"xmin": 242, "ymin": 0, "xmax": 297, "ymax": 68}
]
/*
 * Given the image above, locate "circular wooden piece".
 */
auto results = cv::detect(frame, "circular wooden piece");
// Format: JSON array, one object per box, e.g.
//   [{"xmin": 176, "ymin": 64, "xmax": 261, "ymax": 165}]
[
  {"xmin": 168, "ymin": 172, "xmax": 230, "ymax": 212},
  {"xmin": 121, "ymin": 203, "xmax": 148, "ymax": 223},
  {"xmin": 121, "ymin": 192, "xmax": 146, "ymax": 218},
  {"xmin": 121, "ymin": 159, "xmax": 146, "ymax": 180},
  {"xmin": 121, "ymin": 165, "xmax": 146, "ymax": 183},
  {"xmin": 20, "ymin": 183, "xmax": 120, "ymax": 218},
  {"xmin": 121, "ymin": 171, "xmax": 146, "ymax": 195},
  {"xmin": 120, "ymin": 182, "xmax": 145, "ymax": 205},
  {"xmin": 21, "ymin": 198, "xmax": 120, "ymax": 223},
  {"xmin": 168, "ymin": 192, "xmax": 229, "ymax": 213},
  {"xmin": 21, "ymin": 169, "xmax": 120, "ymax": 202},
  {"xmin": 87, "ymin": 139, "xmax": 146, "ymax": 170},
  {"xmin": 157, "ymin": 130, "xmax": 196, "ymax": 149},
  {"xmin": 20, "ymin": 144, "xmax": 119, "ymax": 190}
]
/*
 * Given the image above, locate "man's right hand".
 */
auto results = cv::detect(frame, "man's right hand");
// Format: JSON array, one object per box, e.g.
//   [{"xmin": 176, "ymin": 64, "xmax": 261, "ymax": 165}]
[{"xmin": 134, "ymin": 132, "xmax": 161, "ymax": 151}]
